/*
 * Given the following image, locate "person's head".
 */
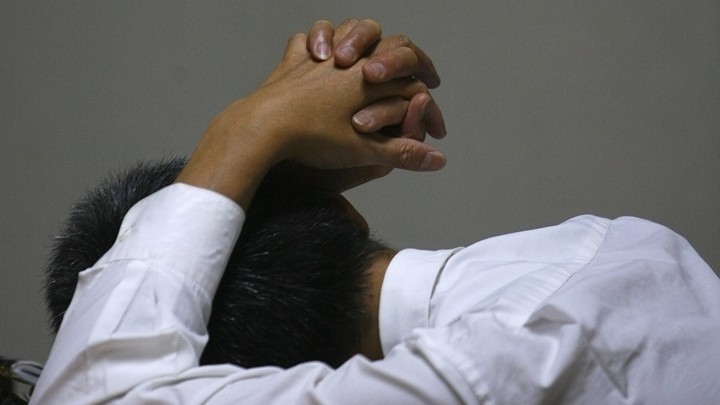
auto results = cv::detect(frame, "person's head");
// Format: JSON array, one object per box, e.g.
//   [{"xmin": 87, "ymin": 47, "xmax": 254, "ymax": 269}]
[{"xmin": 45, "ymin": 157, "xmax": 391, "ymax": 368}]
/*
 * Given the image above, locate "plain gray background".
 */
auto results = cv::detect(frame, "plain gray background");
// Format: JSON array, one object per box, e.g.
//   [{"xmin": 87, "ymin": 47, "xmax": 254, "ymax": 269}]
[{"xmin": 2, "ymin": 1, "xmax": 718, "ymax": 364}]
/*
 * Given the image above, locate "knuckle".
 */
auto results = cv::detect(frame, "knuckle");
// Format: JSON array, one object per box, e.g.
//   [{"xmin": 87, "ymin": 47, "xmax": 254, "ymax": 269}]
[
  {"xmin": 360, "ymin": 19, "xmax": 382, "ymax": 33},
  {"xmin": 288, "ymin": 32, "xmax": 306, "ymax": 43},
  {"xmin": 411, "ymin": 79, "xmax": 429, "ymax": 94},
  {"xmin": 341, "ymin": 18, "xmax": 360, "ymax": 28},
  {"xmin": 396, "ymin": 142, "xmax": 420, "ymax": 169},
  {"xmin": 392, "ymin": 34, "xmax": 412, "ymax": 48},
  {"xmin": 391, "ymin": 47, "xmax": 420, "ymax": 71}
]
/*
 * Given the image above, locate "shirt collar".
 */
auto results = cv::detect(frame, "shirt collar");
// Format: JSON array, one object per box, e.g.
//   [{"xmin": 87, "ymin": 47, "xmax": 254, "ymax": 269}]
[{"xmin": 378, "ymin": 248, "xmax": 460, "ymax": 355}]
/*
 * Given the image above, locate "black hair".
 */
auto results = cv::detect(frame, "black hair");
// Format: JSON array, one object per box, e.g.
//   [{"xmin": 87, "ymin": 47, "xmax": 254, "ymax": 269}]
[{"xmin": 45, "ymin": 157, "xmax": 387, "ymax": 368}]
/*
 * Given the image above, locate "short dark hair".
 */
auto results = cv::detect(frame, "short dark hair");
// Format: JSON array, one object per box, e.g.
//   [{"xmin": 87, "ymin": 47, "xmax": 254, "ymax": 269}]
[{"xmin": 45, "ymin": 157, "xmax": 387, "ymax": 368}]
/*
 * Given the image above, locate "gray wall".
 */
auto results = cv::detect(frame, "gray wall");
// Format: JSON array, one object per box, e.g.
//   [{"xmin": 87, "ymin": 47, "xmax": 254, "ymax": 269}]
[{"xmin": 2, "ymin": 1, "xmax": 718, "ymax": 364}]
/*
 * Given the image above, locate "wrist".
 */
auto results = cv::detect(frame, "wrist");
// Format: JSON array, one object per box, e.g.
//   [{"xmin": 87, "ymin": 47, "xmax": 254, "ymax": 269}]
[{"xmin": 175, "ymin": 98, "xmax": 289, "ymax": 209}]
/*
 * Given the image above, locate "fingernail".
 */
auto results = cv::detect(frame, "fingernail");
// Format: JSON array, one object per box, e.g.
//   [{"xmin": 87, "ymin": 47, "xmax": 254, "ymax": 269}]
[
  {"xmin": 366, "ymin": 62, "xmax": 385, "ymax": 80},
  {"xmin": 337, "ymin": 46, "xmax": 357, "ymax": 62},
  {"xmin": 352, "ymin": 111, "xmax": 373, "ymax": 127},
  {"xmin": 421, "ymin": 152, "xmax": 444, "ymax": 170},
  {"xmin": 315, "ymin": 42, "xmax": 331, "ymax": 60}
]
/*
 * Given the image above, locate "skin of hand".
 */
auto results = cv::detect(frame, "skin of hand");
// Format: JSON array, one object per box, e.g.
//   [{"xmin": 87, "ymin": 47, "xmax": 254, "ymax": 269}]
[
  {"xmin": 307, "ymin": 19, "xmax": 441, "ymax": 88},
  {"xmin": 176, "ymin": 32, "xmax": 446, "ymax": 209},
  {"xmin": 282, "ymin": 19, "xmax": 445, "ymax": 191},
  {"xmin": 307, "ymin": 19, "xmax": 445, "ymax": 139}
]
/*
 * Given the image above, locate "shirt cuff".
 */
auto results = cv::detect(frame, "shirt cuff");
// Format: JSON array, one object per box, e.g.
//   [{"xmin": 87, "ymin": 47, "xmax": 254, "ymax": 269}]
[
  {"xmin": 379, "ymin": 248, "xmax": 460, "ymax": 355},
  {"xmin": 97, "ymin": 183, "xmax": 245, "ymax": 299}
]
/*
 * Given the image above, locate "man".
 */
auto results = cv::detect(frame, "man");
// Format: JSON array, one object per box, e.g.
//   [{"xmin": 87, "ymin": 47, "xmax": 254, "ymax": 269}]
[
  {"xmin": 34, "ymin": 20, "xmax": 720, "ymax": 404},
  {"xmin": 45, "ymin": 156, "xmax": 395, "ymax": 369}
]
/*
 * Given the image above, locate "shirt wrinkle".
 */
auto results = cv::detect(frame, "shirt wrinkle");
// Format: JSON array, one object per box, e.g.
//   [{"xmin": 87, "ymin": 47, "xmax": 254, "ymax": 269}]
[
  {"xmin": 31, "ymin": 187, "xmax": 720, "ymax": 404},
  {"xmin": 585, "ymin": 336, "xmax": 632, "ymax": 399}
]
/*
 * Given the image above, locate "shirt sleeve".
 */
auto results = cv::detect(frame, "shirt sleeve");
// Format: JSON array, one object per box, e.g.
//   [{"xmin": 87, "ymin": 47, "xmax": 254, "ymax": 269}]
[
  {"xmin": 382, "ymin": 216, "xmax": 720, "ymax": 403},
  {"xmin": 31, "ymin": 183, "xmax": 244, "ymax": 403},
  {"xmin": 31, "ymin": 183, "xmax": 475, "ymax": 405}
]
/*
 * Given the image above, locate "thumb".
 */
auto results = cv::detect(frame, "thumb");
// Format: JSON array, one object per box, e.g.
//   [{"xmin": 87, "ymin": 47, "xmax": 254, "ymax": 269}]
[{"xmin": 372, "ymin": 137, "xmax": 446, "ymax": 171}]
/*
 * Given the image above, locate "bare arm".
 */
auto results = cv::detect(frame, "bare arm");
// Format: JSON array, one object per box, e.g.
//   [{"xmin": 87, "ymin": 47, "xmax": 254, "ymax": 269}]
[{"xmin": 176, "ymin": 31, "xmax": 445, "ymax": 210}]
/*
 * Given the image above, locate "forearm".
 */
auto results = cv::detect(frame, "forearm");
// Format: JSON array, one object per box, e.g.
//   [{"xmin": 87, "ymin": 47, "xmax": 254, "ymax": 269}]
[
  {"xmin": 32, "ymin": 184, "xmax": 245, "ymax": 403},
  {"xmin": 175, "ymin": 98, "xmax": 286, "ymax": 210}
]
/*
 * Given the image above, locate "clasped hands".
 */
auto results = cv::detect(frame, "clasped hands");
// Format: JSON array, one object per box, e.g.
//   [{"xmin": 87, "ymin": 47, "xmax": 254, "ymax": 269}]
[{"xmin": 177, "ymin": 19, "xmax": 447, "ymax": 208}]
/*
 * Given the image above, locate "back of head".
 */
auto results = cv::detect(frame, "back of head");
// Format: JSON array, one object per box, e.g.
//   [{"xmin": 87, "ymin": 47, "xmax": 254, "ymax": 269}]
[{"xmin": 46, "ymin": 157, "xmax": 386, "ymax": 368}]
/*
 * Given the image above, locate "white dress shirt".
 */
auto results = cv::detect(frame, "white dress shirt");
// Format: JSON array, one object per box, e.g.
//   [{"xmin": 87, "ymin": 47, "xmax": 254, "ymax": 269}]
[{"xmin": 32, "ymin": 184, "xmax": 720, "ymax": 404}]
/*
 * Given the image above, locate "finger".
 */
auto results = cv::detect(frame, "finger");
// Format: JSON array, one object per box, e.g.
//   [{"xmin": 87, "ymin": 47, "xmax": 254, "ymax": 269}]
[
  {"xmin": 352, "ymin": 97, "xmax": 409, "ymax": 133},
  {"xmin": 365, "ymin": 34, "xmax": 440, "ymax": 88},
  {"xmin": 367, "ymin": 135, "xmax": 446, "ymax": 171},
  {"xmin": 422, "ymin": 95, "xmax": 447, "ymax": 139},
  {"xmin": 367, "ymin": 94, "xmax": 446, "ymax": 141},
  {"xmin": 398, "ymin": 93, "xmax": 430, "ymax": 142},
  {"xmin": 334, "ymin": 19, "xmax": 382, "ymax": 67},
  {"xmin": 283, "ymin": 32, "xmax": 309, "ymax": 61},
  {"xmin": 307, "ymin": 20, "xmax": 334, "ymax": 61},
  {"xmin": 400, "ymin": 93, "xmax": 447, "ymax": 140},
  {"xmin": 365, "ymin": 77, "xmax": 428, "ymax": 105},
  {"xmin": 362, "ymin": 47, "xmax": 419, "ymax": 83},
  {"xmin": 332, "ymin": 18, "xmax": 360, "ymax": 43}
]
